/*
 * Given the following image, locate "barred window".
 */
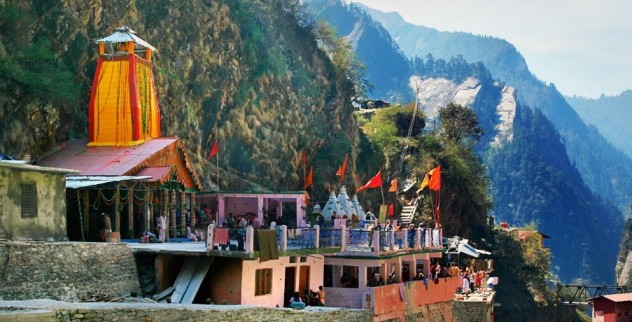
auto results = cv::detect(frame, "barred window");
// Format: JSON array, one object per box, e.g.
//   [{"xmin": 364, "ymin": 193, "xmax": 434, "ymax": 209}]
[
  {"xmin": 20, "ymin": 183, "xmax": 37, "ymax": 218},
  {"xmin": 255, "ymin": 268, "xmax": 272, "ymax": 296}
]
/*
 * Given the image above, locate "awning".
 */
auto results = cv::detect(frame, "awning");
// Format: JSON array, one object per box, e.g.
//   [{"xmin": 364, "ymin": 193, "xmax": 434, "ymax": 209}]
[
  {"xmin": 136, "ymin": 166, "xmax": 173, "ymax": 185},
  {"xmin": 447, "ymin": 236, "xmax": 492, "ymax": 258},
  {"xmin": 66, "ymin": 176, "xmax": 151, "ymax": 189},
  {"xmin": 457, "ymin": 241, "xmax": 480, "ymax": 258}
]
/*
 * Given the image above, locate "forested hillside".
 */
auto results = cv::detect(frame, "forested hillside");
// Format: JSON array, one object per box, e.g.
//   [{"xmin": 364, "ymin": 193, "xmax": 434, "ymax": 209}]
[
  {"xmin": 567, "ymin": 91, "xmax": 632, "ymax": 159},
  {"xmin": 363, "ymin": 4, "xmax": 632, "ymax": 216},
  {"xmin": 0, "ymin": 0, "xmax": 381, "ymax": 198},
  {"xmin": 309, "ymin": 0, "xmax": 623, "ymax": 283}
]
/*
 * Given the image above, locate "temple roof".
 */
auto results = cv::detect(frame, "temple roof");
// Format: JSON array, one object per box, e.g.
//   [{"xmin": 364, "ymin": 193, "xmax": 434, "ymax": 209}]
[
  {"xmin": 38, "ymin": 138, "xmax": 202, "ymax": 190},
  {"xmin": 96, "ymin": 26, "xmax": 157, "ymax": 51}
]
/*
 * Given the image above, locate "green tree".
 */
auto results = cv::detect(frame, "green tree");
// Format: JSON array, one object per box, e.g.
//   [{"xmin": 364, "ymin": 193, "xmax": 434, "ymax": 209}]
[{"xmin": 438, "ymin": 103, "xmax": 484, "ymax": 144}]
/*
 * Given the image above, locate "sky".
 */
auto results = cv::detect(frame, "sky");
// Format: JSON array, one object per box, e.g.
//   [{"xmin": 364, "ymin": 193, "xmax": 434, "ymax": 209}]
[{"xmin": 352, "ymin": 0, "xmax": 632, "ymax": 98}]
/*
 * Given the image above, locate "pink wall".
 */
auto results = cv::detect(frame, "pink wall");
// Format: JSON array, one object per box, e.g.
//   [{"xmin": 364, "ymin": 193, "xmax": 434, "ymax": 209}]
[
  {"xmin": 209, "ymin": 257, "xmax": 242, "ymax": 305},
  {"xmin": 241, "ymin": 256, "xmax": 324, "ymax": 307}
]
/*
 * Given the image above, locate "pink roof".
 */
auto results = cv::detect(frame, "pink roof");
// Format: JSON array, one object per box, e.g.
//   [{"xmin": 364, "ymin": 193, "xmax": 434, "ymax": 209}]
[
  {"xmin": 38, "ymin": 138, "xmax": 178, "ymax": 176},
  {"xmin": 137, "ymin": 166, "xmax": 173, "ymax": 184},
  {"xmin": 598, "ymin": 293, "xmax": 632, "ymax": 302}
]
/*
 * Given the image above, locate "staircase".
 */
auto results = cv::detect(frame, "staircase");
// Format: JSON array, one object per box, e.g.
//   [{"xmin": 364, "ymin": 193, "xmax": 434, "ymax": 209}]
[{"xmin": 399, "ymin": 204, "xmax": 417, "ymax": 225}]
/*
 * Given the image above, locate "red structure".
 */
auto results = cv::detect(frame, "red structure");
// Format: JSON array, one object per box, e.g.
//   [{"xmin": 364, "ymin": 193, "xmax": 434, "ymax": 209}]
[{"xmin": 590, "ymin": 293, "xmax": 632, "ymax": 322}]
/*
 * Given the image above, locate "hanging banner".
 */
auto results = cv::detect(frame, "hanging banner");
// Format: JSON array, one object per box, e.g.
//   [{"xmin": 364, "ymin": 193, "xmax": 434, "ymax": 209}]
[{"xmin": 379, "ymin": 204, "xmax": 388, "ymax": 224}]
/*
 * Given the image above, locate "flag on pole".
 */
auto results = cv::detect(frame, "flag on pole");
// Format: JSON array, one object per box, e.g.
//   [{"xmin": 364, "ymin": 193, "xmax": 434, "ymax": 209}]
[
  {"xmin": 419, "ymin": 172, "xmax": 430, "ymax": 191},
  {"xmin": 388, "ymin": 179, "xmax": 398, "ymax": 192},
  {"xmin": 208, "ymin": 140, "xmax": 219, "ymax": 159},
  {"xmin": 304, "ymin": 166, "xmax": 313, "ymax": 189},
  {"xmin": 336, "ymin": 153, "xmax": 348, "ymax": 182},
  {"xmin": 429, "ymin": 165, "xmax": 441, "ymax": 191},
  {"xmin": 387, "ymin": 203, "xmax": 395, "ymax": 217},
  {"xmin": 357, "ymin": 170, "xmax": 382, "ymax": 192}
]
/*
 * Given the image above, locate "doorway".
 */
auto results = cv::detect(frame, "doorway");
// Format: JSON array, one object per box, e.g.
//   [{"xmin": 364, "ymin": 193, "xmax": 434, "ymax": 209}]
[{"xmin": 284, "ymin": 267, "xmax": 296, "ymax": 307}]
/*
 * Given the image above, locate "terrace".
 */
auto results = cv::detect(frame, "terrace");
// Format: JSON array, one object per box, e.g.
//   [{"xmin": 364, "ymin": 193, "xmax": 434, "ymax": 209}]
[{"xmin": 203, "ymin": 223, "xmax": 443, "ymax": 258}]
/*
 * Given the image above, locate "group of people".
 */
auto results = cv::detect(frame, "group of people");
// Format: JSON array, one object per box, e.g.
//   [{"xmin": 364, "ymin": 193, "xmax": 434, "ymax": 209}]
[
  {"xmin": 289, "ymin": 286, "xmax": 325, "ymax": 307},
  {"xmin": 460, "ymin": 266, "xmax": 492, "ymax": 297}
]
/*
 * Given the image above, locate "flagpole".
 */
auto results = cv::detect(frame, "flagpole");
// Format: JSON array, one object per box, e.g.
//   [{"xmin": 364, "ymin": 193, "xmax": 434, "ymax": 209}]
[
  {"xmin": 380, "ymin": 184, "xmax": 385, "ymax": 205},
  {"xmin": 216, "ymin": 147, "xmax": 219, "ymax": 191}
]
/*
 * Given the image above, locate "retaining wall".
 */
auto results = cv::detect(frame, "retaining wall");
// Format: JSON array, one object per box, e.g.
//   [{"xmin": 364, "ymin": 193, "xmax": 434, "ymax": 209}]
[
  {"xmin": 0, "ymin": 241, "xmax": 140, "ymax": 301},
  {"xmin": 0, "ymin": 300, "xmax": 371, "ymax": 322}
]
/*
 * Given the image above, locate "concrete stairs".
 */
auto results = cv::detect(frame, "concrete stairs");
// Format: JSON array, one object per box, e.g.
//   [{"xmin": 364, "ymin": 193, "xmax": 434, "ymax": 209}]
[{"xmin": 399, "ymin": 205, "xmax": 416, "ymax": 225}]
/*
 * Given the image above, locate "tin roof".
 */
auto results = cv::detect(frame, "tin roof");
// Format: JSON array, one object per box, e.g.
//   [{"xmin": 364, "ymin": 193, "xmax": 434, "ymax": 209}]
[
  {"xmin": 37, "ymin": 138, "xmax": 202, "ymax": 190},
  {"xmin": 66, "ymin": 175, "xmax": 151, "ymax": 189},
  {"xmin": 136, "ymin": 166, "xmax": 173, "ymax": 185},
  {"xmin": 96, "ymin": 26, "xmax": 157, "ymax": 51},
  {"xmin": 0, "ymin": 161, "xmax": 80, "ymax": 175}
]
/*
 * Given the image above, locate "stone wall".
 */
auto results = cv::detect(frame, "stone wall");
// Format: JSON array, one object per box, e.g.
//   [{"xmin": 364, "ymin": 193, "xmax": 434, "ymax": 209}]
[
  {"xmin": 0, "ymin": 242, "xmax": 140, "ymax": 301},
  {"xmin": 0, "ymin": 300, "xmax": 372, "ymax": 322},
  {"xmin": 452, "ymin": 300, "xmax": 491, "ymax": 322}
]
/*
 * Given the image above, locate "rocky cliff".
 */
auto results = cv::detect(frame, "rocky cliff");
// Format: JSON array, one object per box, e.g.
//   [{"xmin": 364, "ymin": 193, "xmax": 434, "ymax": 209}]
[{"xmin": 0, "ymin": 0, "xmax": 374, "ymax": 195}]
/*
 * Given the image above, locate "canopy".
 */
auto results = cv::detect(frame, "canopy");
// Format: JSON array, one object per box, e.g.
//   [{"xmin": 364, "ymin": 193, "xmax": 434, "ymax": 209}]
[
  {"xmin": 66, "ymin": 175, "xmax": 151, "ymax": 189},
  {"xmin": 446, "ymin": 236, "xmax": 492, "ymax": 258}
]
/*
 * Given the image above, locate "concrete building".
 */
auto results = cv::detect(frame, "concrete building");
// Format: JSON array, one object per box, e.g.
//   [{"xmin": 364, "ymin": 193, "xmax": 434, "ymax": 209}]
[
  {"xmin": 589, "ymin": 293, "xmax": 632, "ymax": 322},
  {"xmin": 0, "ymin": 162, "xmax": 78, "ymax": 241}
]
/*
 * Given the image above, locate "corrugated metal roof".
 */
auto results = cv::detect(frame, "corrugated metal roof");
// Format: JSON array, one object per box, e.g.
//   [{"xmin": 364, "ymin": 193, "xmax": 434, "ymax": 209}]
[
  {"xmin": 66, "ymin": 175, "xmax": 151, "ymax": 189},
  {"xmin": 0, "ymin": 161, "xmax": 79, "ymax": 175},
  {"xmin": 38, "ymin": 138, "xmax": 178, "ymax": 176},
  {"xmin": 136, "ymin": 166, "xmax": 173, "ymax": 184},
  {"xmin": 96, "ymin": 26, "xmax": 157, "ymax": 51}
]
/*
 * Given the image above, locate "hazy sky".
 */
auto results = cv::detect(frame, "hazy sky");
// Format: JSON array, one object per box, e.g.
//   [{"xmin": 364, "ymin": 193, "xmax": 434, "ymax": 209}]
[{"xmin": 352, "ymin": 0, "xmax": 631, "ymax": 98}]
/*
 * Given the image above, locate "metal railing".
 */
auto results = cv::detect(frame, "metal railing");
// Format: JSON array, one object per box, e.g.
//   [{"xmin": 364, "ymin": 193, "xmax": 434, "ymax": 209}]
[
  {"xmin": 319, "ymin": 228, "xmax": 342, "ymax": 248},
  {"xmin": 287, "ymin": 227, "xmax": 316, "ymax": 249},
  {"xmin": 346, "ymin": 229, "xmax": 372, "ymax": 252},
  {"xmin": 206, "ymin": 224, "xmax": 443, "ymax": 255}
]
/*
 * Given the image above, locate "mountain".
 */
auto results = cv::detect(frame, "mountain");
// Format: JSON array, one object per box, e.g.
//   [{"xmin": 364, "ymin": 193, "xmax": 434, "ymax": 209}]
[
  {"xmin": 0, "ymin": 0, "xmax": 381, "ymax": 198},
  {"xmin": 308, "ymin": 0, "xmax": 413, "ymax": 102},
  {"xmin": 308, "ymin": 0, "xmax": 623, "ymax": 283},
  {"xmin": 361, "ymin": 4, "xmax": 632, "ymax": 217},
  {"xmin": 567, "ymin": 91, "xmax": 632, "ymax": 159}
]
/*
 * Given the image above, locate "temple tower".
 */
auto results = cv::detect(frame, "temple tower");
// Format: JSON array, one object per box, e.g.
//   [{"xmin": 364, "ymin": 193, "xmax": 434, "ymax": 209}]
[{"xmin": 88, "ymin": 26, "xmax": 161, "ymax": 146}]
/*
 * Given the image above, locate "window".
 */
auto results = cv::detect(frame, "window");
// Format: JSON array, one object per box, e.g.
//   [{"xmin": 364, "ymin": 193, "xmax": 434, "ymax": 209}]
[
  {"xmin": 20, "ymin": 183, "xmax": 37, "ymax": 218},
  {"xmin": 255, "ymin": 268, "xmax": 272, "ymax": 296}
]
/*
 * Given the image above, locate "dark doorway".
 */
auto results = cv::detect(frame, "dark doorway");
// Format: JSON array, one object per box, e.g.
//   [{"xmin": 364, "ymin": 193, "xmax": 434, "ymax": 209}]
[
  {"xmin": 284, "ymin": 267, "xmax": 296, "ymax": 307},
  {"xmin": 299, "ymin": 265, "xmax": 310, "ymax": 299}
]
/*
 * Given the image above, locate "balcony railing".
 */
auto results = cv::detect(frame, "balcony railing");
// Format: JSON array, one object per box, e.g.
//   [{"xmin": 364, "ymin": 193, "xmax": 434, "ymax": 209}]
[{"xmin": 205, "ymin": 224, "xmax": 443, "ymax": 255}]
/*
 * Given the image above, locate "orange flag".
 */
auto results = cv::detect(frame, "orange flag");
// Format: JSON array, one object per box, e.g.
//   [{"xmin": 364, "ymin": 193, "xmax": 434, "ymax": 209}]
[
  {"xmin": 336, "ymin": 154, "xmax": 348, "ymax": 182},
  {"xmin": 304, "ymin": 191, "xmax": 310, "ymax": 205},
  {"xmin": 388, "ymin": 179, "xmax": 398, "ymax": 192},
  {"xmin": 419, "ymin": 172, "xmax": 430, "ymax": 191},
  {"xmin": 429, "ymin": 165, "xmax": 441, "ymax": 191},
  {"xmin": 357, "ymin": 170, "xmax": 382, "ymax": 192},
  {"xmin": 208, "ymin": 140, "xmax": 219, "ymax": 159},
  {"xmin": 304, "ymin": 166, "xmax": 313, "ymax": 189}
]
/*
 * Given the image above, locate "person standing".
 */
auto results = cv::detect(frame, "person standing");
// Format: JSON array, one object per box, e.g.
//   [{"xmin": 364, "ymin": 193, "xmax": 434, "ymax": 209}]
[
  {"xmin": 158, "ymin": 213, "xmax": 167, "ymax": 242},
  {"xmin": 99, "ymin": 213, "xmax": 112, "ymax": 241}
]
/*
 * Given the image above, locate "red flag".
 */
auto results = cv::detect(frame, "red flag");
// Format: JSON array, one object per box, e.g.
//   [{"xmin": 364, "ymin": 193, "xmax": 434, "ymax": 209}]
[
  {"xmin": 301, "ymin": 149, "xmax": 307, "ymax": 173},
  {"xmin": 208, "ymin": 140, "xmax": 219, "ymax": 159},
  {"xmin": 304, "ymin": 166, "xmax": 313, "ymax": 189},
  {"xmin": 429, "ymin": 165, "xmax": 441, "ymax": 191},
  {"xmin": 387, "ymin": 204, "xmax": 394, "ymax": 217},
  {"xmin": 357, "ymin": 170, "xmax": 382, "ymax": 192},
  {"xmin": 336, "ymin": 154, "xmax": 348, "ymax": 182},
  {"xmin": 388, "ymin": 179, "xmax": 398, "ymax": 192}
]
